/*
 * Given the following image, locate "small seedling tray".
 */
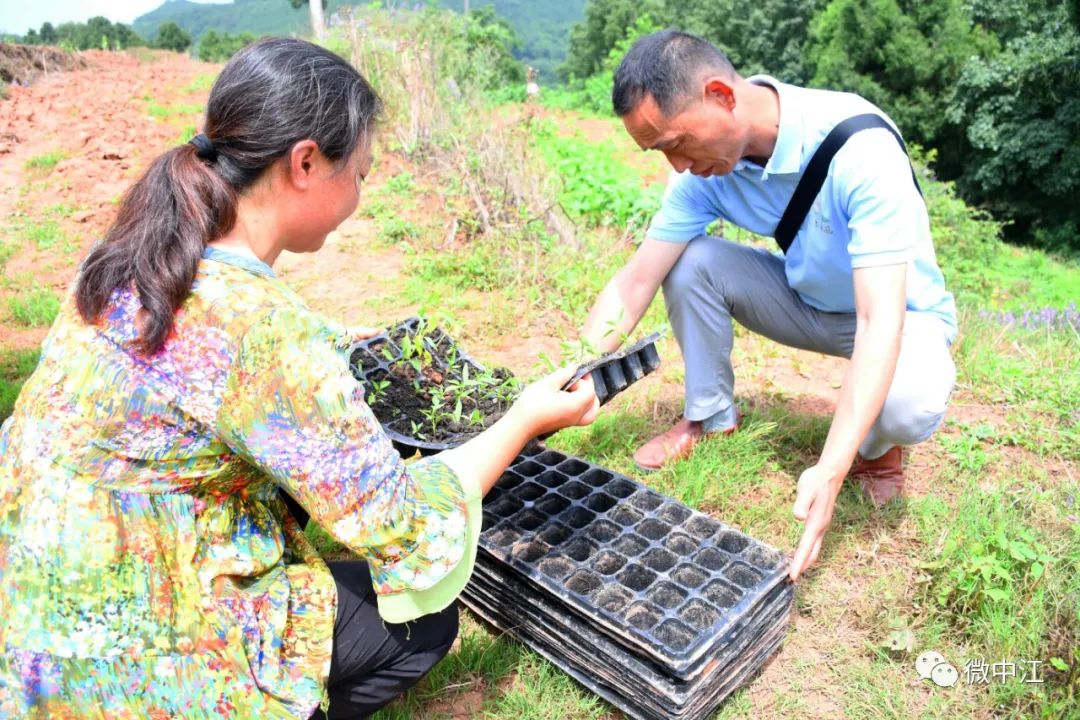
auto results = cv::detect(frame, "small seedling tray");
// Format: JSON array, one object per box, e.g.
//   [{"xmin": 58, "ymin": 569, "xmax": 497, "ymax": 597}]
[
  {"xmin": 348, "ymin": 317, "xmax": 516, "ymax": 456},
  {"xmin": 563, "ymin": 332, "xmax": 662, "ymax": 405},
  {"xmin": 475, "ymin": 445, "xmax": 792, "ymax": 677}
]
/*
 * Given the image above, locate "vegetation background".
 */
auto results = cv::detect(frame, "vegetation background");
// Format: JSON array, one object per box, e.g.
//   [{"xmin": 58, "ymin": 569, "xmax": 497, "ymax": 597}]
[{"xmin": 1, "ymin": 0, "xmax": 1078, "ymax": 718}]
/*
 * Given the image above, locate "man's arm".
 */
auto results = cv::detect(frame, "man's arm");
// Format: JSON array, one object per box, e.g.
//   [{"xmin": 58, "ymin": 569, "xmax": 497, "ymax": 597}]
[
  {"xmin": 581, "ymin": 237, "xmax": 689, "ymax": 353},
  {"xmin": 789, "ymin": 261, "xmax": 906, "ymax": 580}
]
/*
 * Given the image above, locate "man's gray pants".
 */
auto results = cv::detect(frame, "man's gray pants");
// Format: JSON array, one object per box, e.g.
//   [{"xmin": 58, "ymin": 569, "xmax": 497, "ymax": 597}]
[{"xmin": 663, "ymin": 236, "xmax": 956, "ymax": 460}]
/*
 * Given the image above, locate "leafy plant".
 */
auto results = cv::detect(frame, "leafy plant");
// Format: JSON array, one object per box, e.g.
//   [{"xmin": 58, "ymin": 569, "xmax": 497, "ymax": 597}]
[
  {"xmin": 367, "ymin": 377, "xmax": 390, "ymax": 404},
  {"xmin": 919, "ymin": 516, "xmax": 1053, "ymax": 621},
  {"xmin": 529, "ymin": 119, "xmax": 663, "ymax": 231}
]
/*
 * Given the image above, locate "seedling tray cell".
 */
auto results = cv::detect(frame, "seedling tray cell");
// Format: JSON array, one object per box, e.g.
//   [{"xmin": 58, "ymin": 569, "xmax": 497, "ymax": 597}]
[
  {"xmin": 564, "ymin": 332, "xmax": 663, "ymax": 405},
  {"xmin": 476, "ymin": 445, "xmax": 792, "ymax": 677}
]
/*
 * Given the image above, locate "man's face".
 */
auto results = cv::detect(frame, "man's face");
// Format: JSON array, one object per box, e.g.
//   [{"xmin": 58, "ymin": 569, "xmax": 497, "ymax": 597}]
[{"xmin": 622, "ymin": 83, "xmax": 743, "ymax": 178}]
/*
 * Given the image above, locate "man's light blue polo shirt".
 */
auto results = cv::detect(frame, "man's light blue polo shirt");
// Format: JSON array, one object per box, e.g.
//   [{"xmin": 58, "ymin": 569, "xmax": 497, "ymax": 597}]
[{"xmin": 647, "ymin": 75, "xmax": 957, "ymax": 342}]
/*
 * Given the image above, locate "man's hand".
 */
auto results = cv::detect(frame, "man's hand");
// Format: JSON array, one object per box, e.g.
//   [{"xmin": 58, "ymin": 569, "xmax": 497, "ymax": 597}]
[{"xmin": 789, "ymin": 464, "xmax": 844, "ymax": 581}]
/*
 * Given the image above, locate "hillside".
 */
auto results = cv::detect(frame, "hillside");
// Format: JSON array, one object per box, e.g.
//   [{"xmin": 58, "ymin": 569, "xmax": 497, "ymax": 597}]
[
  {"xmin": 438, "ymin": 0, "xmax": 585, "ymax": 82},
  {"xmin": 132, "ymin": 0, "xmax": 584, "ymax": 82},
  {"xmin": 131, "ymin": 0, "xmax": 342, "ymax": 40}
]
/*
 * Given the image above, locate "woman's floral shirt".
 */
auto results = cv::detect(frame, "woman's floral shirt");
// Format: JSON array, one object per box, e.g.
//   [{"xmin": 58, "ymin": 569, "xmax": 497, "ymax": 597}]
[{"xmin": 0, "ymin": 249, "xmax": 477, "ymax": 719}]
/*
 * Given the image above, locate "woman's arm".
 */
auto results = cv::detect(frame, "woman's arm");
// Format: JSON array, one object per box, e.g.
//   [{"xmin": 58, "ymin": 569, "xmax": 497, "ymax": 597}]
[{"xmin": 216, "ymin": 307, "xmax": 596, "ymax": 620}]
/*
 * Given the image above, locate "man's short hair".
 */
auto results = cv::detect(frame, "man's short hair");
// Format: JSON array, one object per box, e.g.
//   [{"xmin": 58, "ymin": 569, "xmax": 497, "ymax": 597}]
[{"xmin": 612, "ymin": 29, "xmax": 736, "ymax": 117}]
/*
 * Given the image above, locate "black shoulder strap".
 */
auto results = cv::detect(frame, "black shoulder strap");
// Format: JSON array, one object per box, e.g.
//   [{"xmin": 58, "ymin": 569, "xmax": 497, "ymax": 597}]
[{"xmin": 773, "ymin": 113, "xmax": 921, "ymax": 255}]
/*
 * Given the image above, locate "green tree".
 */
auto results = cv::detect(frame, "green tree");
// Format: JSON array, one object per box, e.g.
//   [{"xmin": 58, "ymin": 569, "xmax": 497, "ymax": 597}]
[
  {"xmin": 947, "ymin": 3, "xmax": 1080, "ymax": 251},
  {"xmin": 564, "ymin": 0, "xmax": 822, "ymax": 83},
  {"xmin": 462, "ymin": 5, "xmax": 525, "ymax": 86},
  {"xmin": 39, "ymin": 22, "xmax": 57, "ymax": 44},
  {"xmin": 563, "ymin": 0, "xmax": 662, "ymax": 80},
  {"xmin": 198, "ymin": 30, "xmax": 257, "ymax": 62},
  {"xmin": 154, "ymin": 21, "xmax": 192, "ymax": 53},
  {"xmin": 675, "ymin": 0, "xmax": 824, "ymax": 83},
  {"xmin": 804, "ymin": 0, "xmax": 990, "ymax": 149}
]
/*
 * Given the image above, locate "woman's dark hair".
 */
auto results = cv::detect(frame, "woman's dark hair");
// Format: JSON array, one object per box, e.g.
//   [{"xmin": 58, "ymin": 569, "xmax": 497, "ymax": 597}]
[{"xmin": 76, "ymin": 38, "xmax": 383, "ymax": 355}]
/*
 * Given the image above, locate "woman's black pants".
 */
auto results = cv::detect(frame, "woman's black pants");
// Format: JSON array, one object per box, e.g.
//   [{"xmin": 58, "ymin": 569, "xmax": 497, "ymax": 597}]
[{"xmin": 283, "ymin": 495, "xmax": 460, "ymax": 720}]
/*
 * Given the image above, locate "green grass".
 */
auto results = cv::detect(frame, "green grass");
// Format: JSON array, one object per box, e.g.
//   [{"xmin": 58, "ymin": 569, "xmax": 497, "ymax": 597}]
[
  {"xmin": 952, "ymin": 314, "xmax": 1079, "ymax": 460},
  {"xmin": 0, "ymin": 348, "xmax": 40, "ymax": 422},
  {"xmin": 6, "ymin": 287, "xmax": 61, "ymax": 327},
  {"xmin": 18, "ymin": 218, "xmax": 66, "ymax": 251},
  {"xmin": 0, "ymin": 242, "xmax": 16, "ymax": 270},
  {"xmin": 530, "ymin": 119, "xmax": 663, "ymax": 232},
  {"xmin": 174, "ymin": 123, "xmax": 198, "ymax": 145},
  {"xmin": 145, "ymin": 101, "xmax": 203, "ymax": 119},
  {"xmin": 23, "ymin": 150, "xmax": 67, "ymax": 172},
  {"xmin": 378, "ymin": 217, "xmax": 422, "ymax": 244},
  {"xmin": 184, "ymin": 73, "xmax": 216, "ymax": 93}
]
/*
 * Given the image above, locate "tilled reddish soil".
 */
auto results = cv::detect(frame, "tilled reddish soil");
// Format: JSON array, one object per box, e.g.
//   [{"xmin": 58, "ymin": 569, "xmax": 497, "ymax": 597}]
[{"xmin": 0, "ymin": 49, "xmax": 217, "ymax": 350}]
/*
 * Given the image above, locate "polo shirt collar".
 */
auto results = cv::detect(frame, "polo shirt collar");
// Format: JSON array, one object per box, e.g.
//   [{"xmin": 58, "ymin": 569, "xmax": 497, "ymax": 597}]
[{"xmin": 745, "ymin": 74, "xmax": 802, "ymax": 180}]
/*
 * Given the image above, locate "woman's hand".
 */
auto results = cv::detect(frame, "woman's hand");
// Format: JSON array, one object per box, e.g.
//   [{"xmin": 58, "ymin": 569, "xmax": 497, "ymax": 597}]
[
  {"xmin": 441, "ymin": 366, "xmax": 600, "ymax": 497},
  {"xmin": 511, "ymin": 366, "xmax": 600, "ymax": 438},
  {"xmin": 346, "ymin": 325, "xmax": 384, "ymax": 342}
]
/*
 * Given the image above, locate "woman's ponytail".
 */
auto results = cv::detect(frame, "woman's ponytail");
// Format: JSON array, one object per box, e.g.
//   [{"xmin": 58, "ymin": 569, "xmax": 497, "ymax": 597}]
[
  {"xmin": 76, "ymin": 141, "xmax": 236, "ymax": 355},
  {"xmin": 75, "ymin": 37, "xmax": 383, "ymax": 356}
]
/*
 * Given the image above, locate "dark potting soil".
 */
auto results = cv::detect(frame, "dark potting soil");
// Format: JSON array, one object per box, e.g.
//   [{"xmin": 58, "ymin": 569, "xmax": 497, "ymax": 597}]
[{"xmin": 356, "ymin": 325, "xmax": 517, "ymax": 445}]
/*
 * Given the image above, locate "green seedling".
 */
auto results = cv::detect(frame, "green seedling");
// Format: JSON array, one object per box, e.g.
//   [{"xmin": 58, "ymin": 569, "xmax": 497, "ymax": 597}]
[{"xmin": 367, "ymin": 377, "xmax": 390, "ymax": 404}]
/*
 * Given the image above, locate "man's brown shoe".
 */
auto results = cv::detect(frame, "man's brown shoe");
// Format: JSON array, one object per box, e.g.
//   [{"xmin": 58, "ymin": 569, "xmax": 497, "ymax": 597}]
[
  {"xmin": 632, "ymin": 415, "xmax": 739, "ymax": 472},
  {"xmin": 850, "ymin": 446, "xmax": 905, "ymax": 506}
]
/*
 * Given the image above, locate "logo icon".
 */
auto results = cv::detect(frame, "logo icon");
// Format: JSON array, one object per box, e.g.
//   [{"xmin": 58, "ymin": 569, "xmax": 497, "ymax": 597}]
[{"xmin": 915, "ymin": 650, "xmax": 958, "ymax": 688}]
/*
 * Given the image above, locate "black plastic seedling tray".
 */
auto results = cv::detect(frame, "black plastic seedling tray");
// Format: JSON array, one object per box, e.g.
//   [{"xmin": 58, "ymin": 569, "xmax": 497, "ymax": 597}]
[
  {"xmin": 474, "ymin": 445, "xmax": 792, "ymax": 678},
  {"xmin": 563, "ymin": 332, "xmax": 662, "ymax": 406},
  {"xmin": 348, "ymin": 317, "xmax": 513, "ymax": 456},
  {"xmin": 464, "ymin": 561, "xmax": 793, "ymax": 720}
]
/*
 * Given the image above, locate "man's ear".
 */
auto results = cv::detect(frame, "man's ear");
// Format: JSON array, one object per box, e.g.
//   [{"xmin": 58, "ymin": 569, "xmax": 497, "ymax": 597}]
[
  {"xmin": 703, "ymin": 77, "xmax": 736, "ymax": 111},
  {"xmin": 286, "ymin": 139, "xmax": 320, "ymax": 190}
]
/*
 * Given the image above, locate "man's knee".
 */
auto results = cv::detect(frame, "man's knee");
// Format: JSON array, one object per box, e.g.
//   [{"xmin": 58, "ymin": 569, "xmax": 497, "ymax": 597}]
[
  {"xmin": 662, "ymin": 235, "xmax": 717, "ymax": 302},
  {"xmin": 876, "ymin": 392, "xmax": 949, "ymax": 447}
]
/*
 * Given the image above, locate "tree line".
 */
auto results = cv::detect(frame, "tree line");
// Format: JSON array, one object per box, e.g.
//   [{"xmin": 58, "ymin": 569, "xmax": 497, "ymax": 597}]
[
  {"xmin": 563, "ymin": 0, "xmax": 1080, "ymax": 253},
  {"xmin": 13, "ymin": 16, "xmax": 269, "ymax": 63},
  {"xmin": 16, "ymin": 17, "xmax": 189, "ymax": 53}
]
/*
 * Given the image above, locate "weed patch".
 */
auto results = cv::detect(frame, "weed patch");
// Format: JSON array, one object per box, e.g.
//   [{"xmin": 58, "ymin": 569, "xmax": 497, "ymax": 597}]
[
  {"xmin": 145, "ymin": 101, "xmax": 202, "ymax": 119},
  {"xmin": 24, "ymin": 150, "xmax": 67, "ymax": 172},
  {"xmin": 6, "ymin": 287, "xmax": 60, "ymax": 327},
  {"xmin": 0, "ymin": 242, "xmax": 15, "ymax": 270},
  {"xmin": 184, "ymin": 73, "xmax": 216, "ymax": 93},
  {"xmin": 530, "ymin": 119, "xmax": 662, "ymax": 231},
  {"xmin": 0, "ymin": 348, "xmax": 40, "ymax": 422}
]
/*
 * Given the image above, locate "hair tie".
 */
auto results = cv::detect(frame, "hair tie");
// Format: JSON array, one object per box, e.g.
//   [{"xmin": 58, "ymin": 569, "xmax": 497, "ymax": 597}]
[{"xmin": 189, "ymin": 133, "xmax": 218, "ymax": 162}]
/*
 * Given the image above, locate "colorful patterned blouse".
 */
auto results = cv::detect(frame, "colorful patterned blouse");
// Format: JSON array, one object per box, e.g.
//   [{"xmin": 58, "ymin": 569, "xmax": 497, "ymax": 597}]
[{"xmin": 0, "ymin": 248, "xmax": 481, "ymax": 719}]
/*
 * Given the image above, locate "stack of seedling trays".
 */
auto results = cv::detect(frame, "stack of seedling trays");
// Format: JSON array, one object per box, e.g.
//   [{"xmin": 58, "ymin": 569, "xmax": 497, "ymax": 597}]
[{"xmin": 463, "ymin": 445, "xmax": 794, "ymax": 720}]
